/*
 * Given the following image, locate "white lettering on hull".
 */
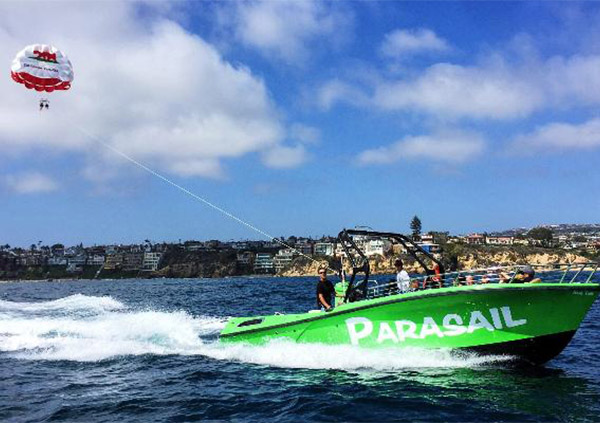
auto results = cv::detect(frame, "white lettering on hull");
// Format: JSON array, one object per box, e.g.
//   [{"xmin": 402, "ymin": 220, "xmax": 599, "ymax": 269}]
[
  {"xmin": 442, "ymin": 314, "xmax": 467, "ymax": 336},
  {"xmin": 395, "ymin": 320, "xmax": 418, "ymax": 342},
  {"xmin": 467, "ymin": 311, "xmax": 495, "ymax": 333},
  {"xmin": 345, "ymin": 317, "xmax": 373, "ymax": 345},
  {"xmin": 501, "ymin": 306, "xmax": 527, "ymax": 327},
  {"xmin": 345, "ymin": 306, "xmax": 528, "ymax": 346}
]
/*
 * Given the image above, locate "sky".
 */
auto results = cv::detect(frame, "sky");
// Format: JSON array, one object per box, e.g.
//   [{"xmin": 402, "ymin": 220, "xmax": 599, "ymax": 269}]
[{"xmin": 1, "ymin": 1, "xmax": 600, "ymax": 247}]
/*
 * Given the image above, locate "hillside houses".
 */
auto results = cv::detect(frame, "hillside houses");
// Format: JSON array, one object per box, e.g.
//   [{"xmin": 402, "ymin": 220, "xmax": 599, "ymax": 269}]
[{"xmin": 1, "ymin": 224, "xmax": 598, "ymax": 280}]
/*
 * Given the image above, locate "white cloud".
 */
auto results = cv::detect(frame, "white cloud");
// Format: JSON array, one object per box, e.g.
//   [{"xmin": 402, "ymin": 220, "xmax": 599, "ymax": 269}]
[
  {"xmin": 316, "ymin": 79, "xmax": 369, "ymax": 111},
  {"xmin": 512, "ymin": 118, "xmax": 600, "ymax": 151},
  {"xmin": 166, "ymin": 159, "xmax": 225, "ymax": 179},
  {"xmin": 380, "ymin": 28, "xmax": 450, "ymax": 58},
  {"xmin": 228, "ymin": 0, "xmax": 352, "ymax": 64},
  {"xmin": 261, "ymin": 144, "xmax": 308, "ymax": 169},
  {"xmin": 319, "ymin": 40, "xmax": 600, "ymax": 120},
  {"xmin": 372, "ymin": 62, "xmax": 543, "ymax": 120},
  {"xmin": 4, "ymin": 172, "xmax": 58, "ymax": 194},
  {"xmin": 357, "ymin": 131, "xmax": 485, "ymax": 165},
  {"xmin": 0, "ymin": 2, "xmax": 302, "ymax": 184},
  {"xmin": 290, "ymin": 123, "xmax": 321, "ymax": 144},
  {"xmin": 544, "ymin": 55, "xmax": 600, "ymax": 107}
]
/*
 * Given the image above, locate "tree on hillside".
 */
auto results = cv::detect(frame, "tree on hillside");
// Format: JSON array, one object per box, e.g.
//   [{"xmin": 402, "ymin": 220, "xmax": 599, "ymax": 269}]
[
  {"xmin": 528, "ymin": 227, "xmax": 554, "ymax": 247},
  {"xmin": 410, "ymin": 215, "xmax": 422, "ymax": 240},
  {"xmin": 430, "ymin": 231, "xmax": 449, "ymax": 244}
]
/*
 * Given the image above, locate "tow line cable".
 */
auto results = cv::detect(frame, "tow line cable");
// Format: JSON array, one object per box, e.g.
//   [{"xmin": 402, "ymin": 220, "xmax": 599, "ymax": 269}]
[{"xmin": 74, "ymin": 125, "xmax": 336, "ymax": 273}]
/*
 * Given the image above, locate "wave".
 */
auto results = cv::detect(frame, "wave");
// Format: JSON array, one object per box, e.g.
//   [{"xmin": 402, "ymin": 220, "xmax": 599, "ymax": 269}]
[
  {"xmin": 0, "ymin": 295, "xmax": 512, "ymax": 368},
  {"xmin": 201, "ymin": 341, "xmax": 513, "ymax": 370},
  {"xmin": 0, "ymin": 294, "xmax": 125, "ymax": 314}
]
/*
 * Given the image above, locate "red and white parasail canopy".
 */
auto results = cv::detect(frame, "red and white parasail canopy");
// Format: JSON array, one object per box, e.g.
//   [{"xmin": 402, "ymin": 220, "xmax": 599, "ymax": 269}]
[{"xmin": 11, "ymin": 44, "xmax": 74, "ymax": 92}]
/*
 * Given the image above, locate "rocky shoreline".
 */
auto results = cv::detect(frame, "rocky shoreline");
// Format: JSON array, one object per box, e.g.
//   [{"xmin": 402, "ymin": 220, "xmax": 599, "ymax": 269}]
[
  {"xmin": 280, "ymin": 247, "xmax": 592, "ymax": 277},
  {"xmin": 1, "ymin": 245, "xmax": 595, "ymax": 282}
]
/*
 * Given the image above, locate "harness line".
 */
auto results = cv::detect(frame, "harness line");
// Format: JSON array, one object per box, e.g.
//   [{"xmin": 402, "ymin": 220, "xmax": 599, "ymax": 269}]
[{"xmin": 73, "ymin": 124, "xmax": 334, "ymax": 272}]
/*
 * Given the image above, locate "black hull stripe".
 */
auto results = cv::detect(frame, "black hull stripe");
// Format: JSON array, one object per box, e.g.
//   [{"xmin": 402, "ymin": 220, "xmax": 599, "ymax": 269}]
[
  {"xmin": 464, "ymin": 330, "xmax": 577, "ymax": 365},
  {"xmin": 221, "ymin": 284, "xmax": 599, "ymax": 338}
]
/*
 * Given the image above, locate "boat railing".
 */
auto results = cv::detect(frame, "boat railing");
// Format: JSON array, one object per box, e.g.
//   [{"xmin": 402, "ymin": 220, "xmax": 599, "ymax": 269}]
[{"xmin": 364, "ymin": 262, "xmax": 599, "ymax": 300}]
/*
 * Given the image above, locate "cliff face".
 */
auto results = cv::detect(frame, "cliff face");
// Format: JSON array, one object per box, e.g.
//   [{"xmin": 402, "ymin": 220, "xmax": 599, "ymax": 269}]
[
  {"xmin": 458, "ymin": 251, "xmax": 588, "ymax": 270},
  {"xmin": 279, "ymin": 250, "xmax": 591, "ymax": 277},
  {"xmin": 281, "ymin": 256, "xmax": 337, "ymax": 277},
  {"xmin": 156, "ymin": 249, "xmax": 242, "ymax": 278}
]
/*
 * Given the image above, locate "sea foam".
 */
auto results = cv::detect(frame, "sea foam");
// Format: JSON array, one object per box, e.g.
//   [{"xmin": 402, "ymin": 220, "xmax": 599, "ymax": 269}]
[{"xmin": 0, "ymin": 294, "xmax": 511, "ymax": 368}]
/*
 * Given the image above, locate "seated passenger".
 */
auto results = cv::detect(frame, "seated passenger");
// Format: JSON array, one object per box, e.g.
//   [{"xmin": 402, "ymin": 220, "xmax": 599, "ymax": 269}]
[
  {"xmin": 500, "ymin": 265, "xmax": 540, "ymax": 283},
  {"xmin": 482, "ymin": 269, "xmax": 498, "ymax": 283},
  {"xmin": 466, "ymin": 275, "xmax": 475, "ymax": 285},
  {"xmin": 517, "ymin": 265, "xmax": 541, "ymax": 283},
  {"xmin": 394, "ymin": 259, "xmax": 411, "ymax": 293},
  {"xmin": 431, "ymin": 262, "xmax": 443, "ymax": 288}
]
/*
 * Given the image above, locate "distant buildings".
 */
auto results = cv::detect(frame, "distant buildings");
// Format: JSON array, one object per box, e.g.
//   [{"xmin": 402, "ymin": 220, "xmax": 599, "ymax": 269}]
[
  {"xmin": 294, "ymin": 239, "xmax": 313, "ymax": 256},
  {"xmin": 1, "ymin": 224, "xmax": 598, "ymax": 280},
  {"xmin": 364, "ymin": 239, "xmax": 392, "ymax": 257},
  {"xmin": 236, "ymin": 252, "xmax": 253, "ymax": 266},
  {"xmin": 466, "ymin": 234, "xmax": 486, "ymax": 245},
  {"xmin": 142, "ymin": 252, "xmax": 162, "ymax": 271},
  {"xmin": 486, "ymin": 236, "xmax": 514, "ymax": 246},
  {"xmin": 314, "ymin": 242, "xmax": 334, "ymax": 256},
  {"xmin": 104, "ymin": 253, "xmax": 124, "ymax": 270},
  {"xmin": 87, "ymin": 254, "xmax": 105, "ymax": 266},
  {"xmin": 253, "ymin": 253, "xmax": 274, "ymax": 274},
  {"xmin": 273, "ymin": 249, "xmax": 296, "ymax": 273}
]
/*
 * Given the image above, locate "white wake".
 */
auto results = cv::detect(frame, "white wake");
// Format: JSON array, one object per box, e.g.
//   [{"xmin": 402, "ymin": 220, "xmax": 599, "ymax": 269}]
[{"xmin": 0, "ymin": 294, "xmax": 511, "ymax": 368}]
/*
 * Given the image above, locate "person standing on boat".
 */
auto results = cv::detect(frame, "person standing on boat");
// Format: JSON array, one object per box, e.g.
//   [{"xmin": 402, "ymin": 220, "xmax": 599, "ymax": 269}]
[
  {"xmin": 316, "ymin": 267, "xmax": 335, "ymax": 311},
  {"xmin": 395, "ymin": 259, "xmax": 411, "ymax": 293}
]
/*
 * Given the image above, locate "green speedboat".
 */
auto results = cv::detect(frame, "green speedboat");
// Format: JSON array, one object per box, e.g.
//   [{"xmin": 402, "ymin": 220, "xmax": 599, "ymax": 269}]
[{"xmin": 221, "ymin": 229, "xmax": 600, "ymax": 365}]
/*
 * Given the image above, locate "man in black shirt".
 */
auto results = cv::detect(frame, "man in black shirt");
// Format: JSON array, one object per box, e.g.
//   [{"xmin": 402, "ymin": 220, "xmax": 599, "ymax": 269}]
[{"xmin": 316, "ymin": 267, "xmax": 335, "ymax": 310}]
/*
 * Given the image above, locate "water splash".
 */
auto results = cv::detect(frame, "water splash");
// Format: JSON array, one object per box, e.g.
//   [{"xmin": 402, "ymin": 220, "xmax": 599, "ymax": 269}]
[
  {"xmin": 0, "ymin": 293, "xmax": 124, "ymax": 314},
  {"xmin": 201, "ymin": 340, "xmax": 513, "ymax": 370},
  {"xmin": 0, "ymin": 295, "xmax": 512, "ymax": 368},
  {"xmin": 0, "ymin": 294, "xmax": 225, "ymax": 361}
]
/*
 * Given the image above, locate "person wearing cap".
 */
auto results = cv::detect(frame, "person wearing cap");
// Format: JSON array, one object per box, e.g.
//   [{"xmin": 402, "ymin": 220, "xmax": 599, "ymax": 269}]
[
  {"xmin": 518, "ymin": 265, "xmax": 536, "ymax": 282},
  {"xmin": 501, "ymin": 265, "xmax": 540, "ymax": 283},
  {"xmin": 517, "ymin": 265, "xmax": 541, "ymax": 283}
]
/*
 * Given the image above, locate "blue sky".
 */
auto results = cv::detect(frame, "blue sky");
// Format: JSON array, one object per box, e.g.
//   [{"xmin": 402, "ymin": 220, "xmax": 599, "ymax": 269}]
[{"xmin": 1, "ymin": 1, "xmax": 599, "ymax": 247}]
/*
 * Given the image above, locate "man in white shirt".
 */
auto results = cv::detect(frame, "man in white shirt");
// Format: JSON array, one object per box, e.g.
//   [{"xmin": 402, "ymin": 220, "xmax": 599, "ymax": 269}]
[{"xmin": 395, "ymin": 259, "xmax": 411, "ymax": 293}]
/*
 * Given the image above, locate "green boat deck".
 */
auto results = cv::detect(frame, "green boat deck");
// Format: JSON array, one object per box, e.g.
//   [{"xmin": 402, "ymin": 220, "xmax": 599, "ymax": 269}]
[{"xmin": 221, "ymin": 283, "xmax": 600, "ymax": 351}]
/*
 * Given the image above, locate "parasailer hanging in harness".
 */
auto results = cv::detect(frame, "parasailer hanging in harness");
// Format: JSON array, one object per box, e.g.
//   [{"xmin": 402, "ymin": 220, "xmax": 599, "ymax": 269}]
[{"xmin": 11, "ymin": 44, "xmax": 74, "ymax": 110}]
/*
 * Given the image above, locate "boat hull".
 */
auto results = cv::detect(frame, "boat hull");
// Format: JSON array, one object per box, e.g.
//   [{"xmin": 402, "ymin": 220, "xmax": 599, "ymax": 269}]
[
  {"xmin": 465, "ymin": 330, "xmax": 576, "ymax": 365},
  {"xmin": 220, "ymin": 284, "xmax": 599, "ymax": 364}
]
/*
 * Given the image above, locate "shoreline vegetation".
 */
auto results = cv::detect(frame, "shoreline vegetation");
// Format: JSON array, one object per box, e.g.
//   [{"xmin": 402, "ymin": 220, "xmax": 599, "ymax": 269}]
[{"xmin": 1, "ymin": 243, "xmax": 596, "ymax": 283}]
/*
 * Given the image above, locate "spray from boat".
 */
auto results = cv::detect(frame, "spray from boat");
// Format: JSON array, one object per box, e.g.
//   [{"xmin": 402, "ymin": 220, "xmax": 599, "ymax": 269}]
[{"xmin": 0, "ymin": 294, "xmax": 512, "ymax": 369}]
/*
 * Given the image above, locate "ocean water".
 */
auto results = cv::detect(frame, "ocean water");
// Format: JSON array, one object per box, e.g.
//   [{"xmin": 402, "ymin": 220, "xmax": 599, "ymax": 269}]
[{"xmin": 1, "ymin": 276, "xmax": 599, "ymax": 422}]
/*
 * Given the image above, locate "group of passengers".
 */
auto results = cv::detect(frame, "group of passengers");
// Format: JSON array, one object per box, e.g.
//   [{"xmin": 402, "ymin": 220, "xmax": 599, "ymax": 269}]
[
  {"xmin": 457, "ymin": 265, "xmax": 540, "ymax": 285},
  {"xmin": 316, "ymin": 261, "xmax": 541, "ymax": 310}
]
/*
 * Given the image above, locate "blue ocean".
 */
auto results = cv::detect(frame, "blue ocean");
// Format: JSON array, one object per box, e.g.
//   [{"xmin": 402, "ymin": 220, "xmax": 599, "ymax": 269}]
[{"xmin": 1, "ymin": 277, "xmax": 599, "ymax": 422}]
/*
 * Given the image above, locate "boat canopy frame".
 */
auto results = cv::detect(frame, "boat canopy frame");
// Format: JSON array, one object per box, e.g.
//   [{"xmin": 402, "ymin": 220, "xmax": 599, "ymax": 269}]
[{"xmin": 335, "ymin": 228, "xmax": 444, "ymax": 303}]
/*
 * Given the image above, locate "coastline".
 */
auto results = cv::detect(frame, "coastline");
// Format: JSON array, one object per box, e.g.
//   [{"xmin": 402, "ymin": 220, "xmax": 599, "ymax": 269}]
[{"xmin": 1, "ymin": 246, "xmax": 595, "ymax": 283}]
